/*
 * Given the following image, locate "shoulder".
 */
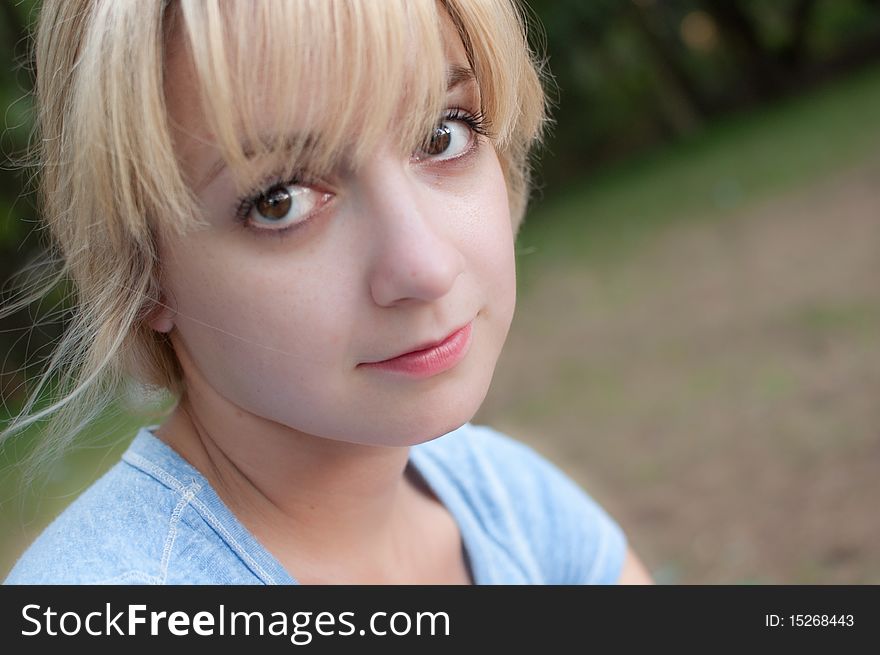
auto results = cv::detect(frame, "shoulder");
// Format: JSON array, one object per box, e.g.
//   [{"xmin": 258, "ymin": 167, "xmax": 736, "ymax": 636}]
[
  {"xmin": 414, "ymin": 422, "xmax": 629, "ymax": 584},
  {"xmin": 4, "ymin": 459, "xmax": 174, "ymax": 584},
  {"xmin": 4, "ymin": 441, "xmax": 243, "ymax": 585}
]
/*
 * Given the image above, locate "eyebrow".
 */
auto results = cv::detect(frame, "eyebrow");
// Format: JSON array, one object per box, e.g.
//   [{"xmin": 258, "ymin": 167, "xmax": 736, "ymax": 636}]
[
  {"xmin": 446, "ymin": 64, "xmax": 476, "ymax": 91},
  {"xmin": 195, "ymin": 65, "xmax": 477, "ymax": 191}
]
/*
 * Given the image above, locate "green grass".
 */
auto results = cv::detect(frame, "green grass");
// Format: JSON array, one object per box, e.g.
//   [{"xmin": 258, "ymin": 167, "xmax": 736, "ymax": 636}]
[
  {"xmin": 515, "ymin": 63, "xmax": 880, "ymax": 281},
  {"xmin": 793, "ymin": 300, "xmax": 880, "ymax": 337}
]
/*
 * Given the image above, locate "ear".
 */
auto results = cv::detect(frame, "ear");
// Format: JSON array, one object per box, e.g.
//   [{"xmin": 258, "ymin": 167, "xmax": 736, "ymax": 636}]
[{"xmin": 147, "ymin": 294, "xmax": 175, "ymax": 334}]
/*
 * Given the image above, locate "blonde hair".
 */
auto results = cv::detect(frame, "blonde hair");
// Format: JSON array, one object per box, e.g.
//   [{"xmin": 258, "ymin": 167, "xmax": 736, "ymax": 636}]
[{"xmin": 0, "ymin": 0, "xmax": 549, "ymax": 479}]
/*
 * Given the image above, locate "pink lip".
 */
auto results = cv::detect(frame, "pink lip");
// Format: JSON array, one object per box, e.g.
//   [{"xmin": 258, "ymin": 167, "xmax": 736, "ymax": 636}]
[{"xmin": 359, "ymin": 322, "xmax": 473, "ymax": 378}]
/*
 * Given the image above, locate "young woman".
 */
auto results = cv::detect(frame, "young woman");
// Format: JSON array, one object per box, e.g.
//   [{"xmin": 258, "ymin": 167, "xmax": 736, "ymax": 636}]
[{"xmin": 2, "ymin": 0, "xmax": 652, "ymax": 584}]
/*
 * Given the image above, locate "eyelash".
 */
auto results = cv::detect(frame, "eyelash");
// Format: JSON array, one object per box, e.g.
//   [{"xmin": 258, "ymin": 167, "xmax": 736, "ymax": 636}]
[
  {"xmin": 232, "ymin": 107, "xmax": 489, "ymax": 239},
  {"xmin": 445, "ymin": 106, "xmax": 490, "ymax": 139}
]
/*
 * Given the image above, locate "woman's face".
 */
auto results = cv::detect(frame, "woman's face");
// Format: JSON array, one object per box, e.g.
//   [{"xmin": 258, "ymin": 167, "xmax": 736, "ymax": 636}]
[{"xmin": 157, "ymin": 11, "xmax": 516, "ymax": 447}]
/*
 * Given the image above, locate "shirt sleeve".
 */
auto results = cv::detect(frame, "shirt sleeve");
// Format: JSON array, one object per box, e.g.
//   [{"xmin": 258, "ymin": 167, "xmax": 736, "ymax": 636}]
[{"xmin": 470, "ymin": 424, "xmax": 629, "ymax": 584}]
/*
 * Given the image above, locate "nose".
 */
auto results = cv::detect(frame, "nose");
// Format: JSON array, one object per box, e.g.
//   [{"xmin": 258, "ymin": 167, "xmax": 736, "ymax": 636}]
[{"xmin": 359, "ymin": 150, "xmax": 466, "ymax": 307}]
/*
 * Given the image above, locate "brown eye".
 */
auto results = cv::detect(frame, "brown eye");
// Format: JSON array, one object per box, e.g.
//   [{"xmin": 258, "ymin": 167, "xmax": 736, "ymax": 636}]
[
  {"xmin": 412, "ymin": 118, "xmax": 476, "ymax": 163},
  {"xmin": 422, "ymin": 124, "xmax": 452, "ymax": 156},
  {"xmin": 255, "ymin": 186, "xmax": 292, "ymax": 220}
]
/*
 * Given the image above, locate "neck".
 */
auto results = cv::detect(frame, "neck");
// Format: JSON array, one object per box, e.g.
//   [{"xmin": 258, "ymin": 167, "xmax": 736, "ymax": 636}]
[{"xmin": 153, "ymin": 387, "xmax": 423, "ymax": 579}]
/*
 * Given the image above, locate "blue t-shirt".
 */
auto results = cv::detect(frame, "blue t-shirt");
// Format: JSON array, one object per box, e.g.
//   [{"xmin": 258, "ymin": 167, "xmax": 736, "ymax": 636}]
[{"xmin": 4, "ymin": 422, "xmax": 627, "ymax": 584}]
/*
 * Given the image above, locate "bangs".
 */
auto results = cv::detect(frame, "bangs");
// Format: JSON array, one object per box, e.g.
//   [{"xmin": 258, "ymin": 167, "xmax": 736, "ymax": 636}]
[
  {"xmin": 175, "ymin": 0, "xmax": 450, "ymax": 194},
  {"xmin": 30, "ymin": 0, "xmax": 545, "ymax": 257},
  {"xmin": 69, "ymin": 0, "xmax": 545, "ymax": 242},
  {"xmin": 166, "ymin": 0, "xmax": 538, "ymax": 205}
]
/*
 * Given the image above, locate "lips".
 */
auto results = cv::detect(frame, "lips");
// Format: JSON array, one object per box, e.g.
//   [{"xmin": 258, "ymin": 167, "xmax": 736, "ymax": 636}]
[
  {"xmin": 366, "ymin": 322, "xmax": 470, "ymax": 364},
  {"xmin": 358, "ymin": 321, "xmax": 473, "ymax": 378}
]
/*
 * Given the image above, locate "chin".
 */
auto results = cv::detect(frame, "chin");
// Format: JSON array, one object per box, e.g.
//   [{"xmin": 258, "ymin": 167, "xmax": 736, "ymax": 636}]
[
  {"xmin": 313, "ymin": 318, "xmax": 506, "ymax": 447},
  {"xmin": 392, "ymin": 325, "xmax": 503, "ymax": 446},
  {"xmin": 379, "ymin": 363, "xmax": 496, "ymax": 447},
  {"xmin": 319, "ymin": 362, "xmax": 494, "ymax": 448}
]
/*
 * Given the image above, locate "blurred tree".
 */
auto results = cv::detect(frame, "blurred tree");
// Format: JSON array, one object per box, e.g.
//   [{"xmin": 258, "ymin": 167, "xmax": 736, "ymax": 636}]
[
  {"xmin": 779, "ymin": 0, "xmax": 820, "ymax": 69},
  {"xmin": 627, "ymin": 1, "xmax": 707, "ymax": 135},
  {"xmin": 699, "ymin": 0, "xmax": 787, "ymax": 99},
  {"xmin": 524, "ymin": 0, "xmax": 880, "ymax": 182},
  {"xmin": 1, "ymin": 0, "xmax": 54, "ymax": 409}
]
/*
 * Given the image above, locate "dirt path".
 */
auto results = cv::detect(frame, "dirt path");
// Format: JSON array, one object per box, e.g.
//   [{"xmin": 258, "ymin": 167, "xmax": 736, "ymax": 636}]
[{"xmin": 474, "ymin": 155, "xmax": 880, "ymax": 583}]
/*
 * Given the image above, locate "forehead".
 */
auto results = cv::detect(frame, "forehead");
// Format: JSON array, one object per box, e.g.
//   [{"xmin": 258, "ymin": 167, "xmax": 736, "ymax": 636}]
[{"xmin": 162, "ymin": 1, "xmax": 474, "ymax": 189}]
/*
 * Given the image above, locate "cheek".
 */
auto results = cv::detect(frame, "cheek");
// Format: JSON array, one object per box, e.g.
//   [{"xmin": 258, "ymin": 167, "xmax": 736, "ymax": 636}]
[
  {"xmin": 160, "ymin": 237, "xmax": 354, "ymax": 401},
  {"xmin": 454, "ymin": 150, "xmax": 517, "ymax": 326}
]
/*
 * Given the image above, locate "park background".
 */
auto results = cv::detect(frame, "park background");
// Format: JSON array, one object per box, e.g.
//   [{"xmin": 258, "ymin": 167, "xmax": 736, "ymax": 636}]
[{"xmin": 1, "ymin": 0, "xmax": 879, "ymax": 583}]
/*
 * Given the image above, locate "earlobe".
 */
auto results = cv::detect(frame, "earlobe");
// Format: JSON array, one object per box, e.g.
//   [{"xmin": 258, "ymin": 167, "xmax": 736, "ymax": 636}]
[
  {"xmin": 147, "ymin": 295, "xmax": 176, "ymax": 334},
  {"xmin": 149, "ymin": 313, "xmax": 175, "ymax": 333}
]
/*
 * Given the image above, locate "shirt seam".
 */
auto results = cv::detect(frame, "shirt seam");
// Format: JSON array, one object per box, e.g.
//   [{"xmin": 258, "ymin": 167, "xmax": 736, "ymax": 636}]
[
  {"xmin": 159, "ymin": 480, "xmax": 202, "ymax": 584},
  {"xmin": 124, "ymin": 451, "xmax": 279, "ymax": 585},
  {"xmin": 92, "ymin": 570, "xmax": 164, "ymax": 585}
]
